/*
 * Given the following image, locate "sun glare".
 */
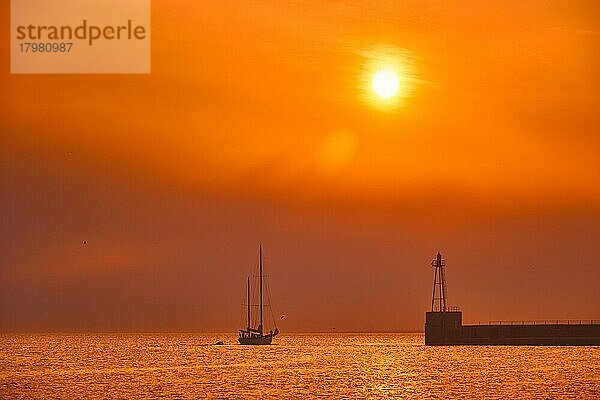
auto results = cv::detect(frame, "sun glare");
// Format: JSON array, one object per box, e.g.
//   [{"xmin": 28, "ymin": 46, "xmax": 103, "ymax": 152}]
[
  {"xmin": 360, "ymin": 46, "xmax": 417, "ymax": 108},
  {"xmin": 372, "ymin": 69, "xmax": 400, "ymax": 99}
]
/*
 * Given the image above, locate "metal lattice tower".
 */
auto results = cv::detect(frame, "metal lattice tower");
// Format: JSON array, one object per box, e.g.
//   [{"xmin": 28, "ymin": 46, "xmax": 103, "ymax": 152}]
[{"xmin": 431, "ymin": 252, "xmax": 448, "ymax": 312}]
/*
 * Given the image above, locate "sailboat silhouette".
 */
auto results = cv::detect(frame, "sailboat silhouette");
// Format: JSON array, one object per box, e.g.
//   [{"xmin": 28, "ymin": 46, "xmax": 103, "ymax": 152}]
[{"xmin": 238, "ymin": 245, "xmax": 279, "ymax": 345}]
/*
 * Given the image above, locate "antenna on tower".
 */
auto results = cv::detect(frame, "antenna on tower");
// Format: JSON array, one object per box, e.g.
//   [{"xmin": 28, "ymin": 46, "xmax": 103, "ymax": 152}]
[{"xmin": 431, "ymin": 252, "xmax": 448, "ymax": 312}]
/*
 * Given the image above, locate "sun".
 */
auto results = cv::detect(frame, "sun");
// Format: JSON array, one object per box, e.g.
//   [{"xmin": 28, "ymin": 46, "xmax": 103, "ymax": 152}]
[
  {"xmin": 360, "ymin": 45, "xmax": 417, "ymax": 108},
  {"xmin": 372, "ymin": 69, "xmax": 400, "ymax": 99}
]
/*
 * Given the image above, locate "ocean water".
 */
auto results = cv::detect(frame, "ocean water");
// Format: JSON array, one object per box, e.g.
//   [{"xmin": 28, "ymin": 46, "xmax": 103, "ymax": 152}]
[{"xmin": 1, "ymin": 333, "xmax": 599, "ymax": 399}]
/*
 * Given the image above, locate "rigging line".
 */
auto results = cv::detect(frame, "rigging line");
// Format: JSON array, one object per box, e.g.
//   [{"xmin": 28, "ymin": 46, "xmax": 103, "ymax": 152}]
[
  {"xmin": 239, "ymin": 277, "xmax": 247, "ymax": 329},
  {"xmin": 239, "ymin": 304, "xmax": 246, "ymax": 330},
  {"xmin": 265, "ymin": 275, "xmax": 278, "ymax": 329}
]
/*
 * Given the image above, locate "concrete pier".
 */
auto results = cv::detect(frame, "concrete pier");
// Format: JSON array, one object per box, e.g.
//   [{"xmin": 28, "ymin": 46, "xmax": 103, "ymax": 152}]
[{"xmin": 425, "ymin": 311, "xmax": 600, "ymax": 346}]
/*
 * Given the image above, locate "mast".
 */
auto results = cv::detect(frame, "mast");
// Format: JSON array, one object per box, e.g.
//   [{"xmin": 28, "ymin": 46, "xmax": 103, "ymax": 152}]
[
  {"xmin": 259, "ymin": 244, "xmax": 263, "ymax": 335},
  {"xmin": 247, "ymin": 276, "xmax": 251, "ymax": 331}
]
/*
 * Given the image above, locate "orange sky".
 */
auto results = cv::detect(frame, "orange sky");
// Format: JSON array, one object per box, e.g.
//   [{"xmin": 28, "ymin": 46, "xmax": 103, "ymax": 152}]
[{"xmin": 1, "ymin": 1, "xmax": 599, "ymax": 331}]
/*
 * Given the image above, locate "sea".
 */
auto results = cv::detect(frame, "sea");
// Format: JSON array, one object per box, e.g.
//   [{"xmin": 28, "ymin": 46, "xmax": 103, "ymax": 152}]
[{"xmin": 1, "ymin": 333, "xmax": 599, "ymax": 399}]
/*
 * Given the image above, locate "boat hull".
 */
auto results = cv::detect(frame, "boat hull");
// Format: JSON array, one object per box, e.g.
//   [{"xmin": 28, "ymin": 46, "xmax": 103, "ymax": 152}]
[{"xmin": 238, "ymin": 334, "xmax": 274, "ymax": 345}]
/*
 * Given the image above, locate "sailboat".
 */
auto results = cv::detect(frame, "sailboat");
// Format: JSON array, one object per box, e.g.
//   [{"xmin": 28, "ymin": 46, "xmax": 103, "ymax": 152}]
[{"xmin": 238, "ymin": 245, "xmax": 279, "ymax": 345}]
